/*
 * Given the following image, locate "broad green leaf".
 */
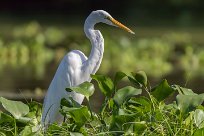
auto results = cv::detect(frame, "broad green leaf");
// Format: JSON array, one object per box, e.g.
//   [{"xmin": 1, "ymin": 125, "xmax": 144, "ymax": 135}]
[
  {"xmin": 197, "ymin": 105, "xmax": 204, "ymax": 111},
  {"xmin": 124, "ymin": 121, "xmax": 147, "ymax": 135},
  {"xmin": 128, "ymin": 76, "xmax": 140, "ymax": 88},
  {"xmin": 193, "ymin": 128, "xmax": 204, "ymax": 136},
  {"xmin": 109, "ymin": 114, "xmax": 136, "ymax": 131},
  {"xmin": 128, "ymin": 97, "xmax": 151, "ymax": 113},
  {"xmin": 176, "ymin": 94, "xmax": 204, "ymax": 114},
  {"xmin": 20, "ymin": 126, "xmax": 32, "ymax": 136},
  {"xmin": 91, "ymin": 74, "xmax": 114, "ymax": 97},
  {"xmin": 60, "ymin": 97, "xmax": 81, "ymax": 108},
  {"xmin": 66, "ymin": 81, "xmax": 95, "ymax": 100},
  {"xmin": 151, "ymin": 79, "xmax": 175, "ymax": 102},
  {"xmin": 172, "ymin": 85, "xmax": 197, "ymax": 95},
  {"xmin": 132, "ymin": 71, "xmax": 147, "ymax": 86},
  {"xmin": 114, "ymin": 71, "xmax": 126, "ymax": 87},
  {"xmin": 128, "ymin": 97, "xmax": 150, "ymax": 108},
  {"xmin": 0, "ymin": 112, "xmax": 13, "ymax": 124},
  {"xmin": 113, "ymin": 86, "xmax": 142, "ymax": 106},
  {"xmin": 62, "ymin": 106, "xmax": 91, "ymax": 127},
  {"xmin": 60, "ymin": 97, "xmax": 81, "ymax": 116},
  {"xmin": 194, "ymin": 109, "xmax": 204, "ymax": 129},
  {"xmin": 133, "ymin": 121, "xmax": 147, "ymax": 134},
  {"xmin": 0, "ymin": 97, "xmax": 29, "ymax": 119}
]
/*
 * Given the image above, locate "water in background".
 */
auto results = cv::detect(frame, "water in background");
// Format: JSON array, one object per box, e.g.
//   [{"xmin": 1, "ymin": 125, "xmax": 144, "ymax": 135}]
[{"xmin": 0, "ymin": 21, "xmax": 204, "ymax": 110}]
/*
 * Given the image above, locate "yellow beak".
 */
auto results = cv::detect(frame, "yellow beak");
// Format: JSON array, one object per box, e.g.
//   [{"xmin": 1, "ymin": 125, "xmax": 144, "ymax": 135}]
[{"xmin": 109, "ymin": 17, "xmax": 135, "ymax": 34}]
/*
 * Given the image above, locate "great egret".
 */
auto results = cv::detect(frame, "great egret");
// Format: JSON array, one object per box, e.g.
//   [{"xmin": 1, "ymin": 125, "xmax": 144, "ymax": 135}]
[{"xmin": 41, "ymin": 10, "xmax": 134, "ymax": 126}]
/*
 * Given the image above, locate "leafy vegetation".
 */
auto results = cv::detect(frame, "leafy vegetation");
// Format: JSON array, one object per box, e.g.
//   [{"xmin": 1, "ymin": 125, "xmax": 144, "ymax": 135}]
[
  {"xmin": 1, "ymin": 71, "xmax": 204, "ymax": 135},
  {"xmin": 1, "ymin": 22, "xmax": 204, "ymax": 81}
]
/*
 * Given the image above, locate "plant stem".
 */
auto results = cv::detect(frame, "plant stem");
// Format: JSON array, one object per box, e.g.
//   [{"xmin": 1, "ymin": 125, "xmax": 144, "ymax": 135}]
[
  {"xmin": 87, "ymin": 99, "xmax": 93, "ymax": 120},
  {"xmin": 14, "ymin": 119, "xmax": 17, "ymax": 136},
  {"xmin": 100, "ymin": 97, "xmax": 109, "ymax": 119}
]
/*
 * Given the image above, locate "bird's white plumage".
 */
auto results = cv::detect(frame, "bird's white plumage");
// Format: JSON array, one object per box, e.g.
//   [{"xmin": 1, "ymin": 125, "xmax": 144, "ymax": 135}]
[
  {"xmin": 41, "ymin": 10, "xmax": 134, "ymax": 126},
  {"xmin": 42, "ymin": 50, "xmax": 89, "ymax": 124},
  {"xmin": 42, "ymin": 11, "xmax": 105, "ymax": 125}
]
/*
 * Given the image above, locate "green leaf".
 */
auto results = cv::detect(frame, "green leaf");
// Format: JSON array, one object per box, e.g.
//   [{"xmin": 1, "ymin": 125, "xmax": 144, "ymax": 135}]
[
  {"xmin": 113, "ymin": 86, "xmax": 142, "ymax": 106},
  {"xmin": 132, "ymin": 71, "xmax": 147, "ymax": 86},
  {"xmin": 114, "ymin": 71, "xmax": 126, "ymax": 87},
  {"xmin": 194, "ymin": 109, "xmax": 204, "ymax": 129},
  {"xmin": 91, "ymin": 74, "xmax": 114, "ymax": 97},
  {"xmin": 124, "ymin": 121, "xmax": 147, "ymax": 135},
  {"xmin": 128, "ymin": 97, "xmax": 151, "ymax": 113},
  {"xmin": 20, "ymin": 126, "xmax": 33, "ymax": 136},
  {"xmin": 26, "ymin": 101, "xmax": 42, "ymax": 123},
  {"xmin": 0, "ymin": 97, "xmax": 29, "ymax": 119},
  {"xmin": 60, "ymin": 97, "xmax": 81, "ymax": 108},
  {"xmin": 17, "ymin": 116, "xmax": 32, "ymax": 124},
  {"xmin": 151, "ymin": 79, "xmax": 175, "ymax": 102},
  {"xmin": 66, "ymin": 81, "xmax": 95, "ymax": 100},
  {"xmin": 62, "ymin": 106, "xmax": 91, "ymax": 127},
  {"xmin": 0, "ymin": 112, "xmax": 13, "ymax": 124},
  {"xmin": 193, "ymin": 128, "xmax": 204, "ymax": 136},
  {"xmin": 133, "ymin": 121, "xmax": 147, "ymax": 134},
  {"xmin": 172, "ymin": 85, "xmax": 197, "ymax": 95},
  {"xmin": 109, "ymin": 114, "xmax": 136, "ymax": 132},
  {"xmin": 128, "ymin": 76, "xmax": 140, "ymax": 88},
  {"xmin": 176, "ymin": 94, "xmax": 204, "ymax": 114},
  {"xmin": 60, "ymin": 97, "xmax": 82, "ymax": 117}
]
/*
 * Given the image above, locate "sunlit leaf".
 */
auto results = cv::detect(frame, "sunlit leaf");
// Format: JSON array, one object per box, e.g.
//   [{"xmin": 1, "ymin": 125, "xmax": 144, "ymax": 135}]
[
  {"xmin": 91, "ymin": 74, "xmax": 114, "ymax": 97},
  {"xmin": 194, "ymin": 109, "xmax": 204, "ymax": 129},
  {"xmin": 0, "ymin": 97, "xmax": 29, "ymax": 119},
  {"xmin": 17, "ymin": 116, "xmax": 32, "ymax": 124},
  {"xmin": 193, "ymin": 128, "xmax": 204, "ymax": 136},
  {"xmin": 172, "ymin": 85, "xmax": 197, "ymax": 95},
  {"xmin": 20, "ymin": 126, "xmax": 32, "ymax": 136},
  {"xmin": 184, "ymin": 111, "xmax": 194, "ymax": 126},
  {"xmin": 151, "ymin": 79, "xmax": 175, "ymax": 102},
  {"xmin": 113, "ymin": 86, "xmax": 142, "ymax": 106},
  {"xmin": 66, "ymin": 81, "xmax": 95, "ymax": 100},
  {"xmin": 176, "ymin": 94, "xmax": 204, "ymax": 114}
]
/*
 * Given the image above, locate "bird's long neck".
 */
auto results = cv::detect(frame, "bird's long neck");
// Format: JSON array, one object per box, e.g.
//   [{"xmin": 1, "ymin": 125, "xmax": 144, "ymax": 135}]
[{"xmin": 83, "ymin": 16, "xmax": 104, "ymax": 75}]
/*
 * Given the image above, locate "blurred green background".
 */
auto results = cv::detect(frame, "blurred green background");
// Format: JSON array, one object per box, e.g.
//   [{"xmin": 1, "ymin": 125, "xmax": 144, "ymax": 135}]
[{"xmin": 0, "ymin": 0, "xmax": 204, "ymax": 102}]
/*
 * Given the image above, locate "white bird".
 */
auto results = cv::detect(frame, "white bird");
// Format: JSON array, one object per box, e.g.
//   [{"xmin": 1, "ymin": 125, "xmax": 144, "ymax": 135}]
[{"xmin": 41, "ymin": 10, "xmax": 134, "ymax": 126}]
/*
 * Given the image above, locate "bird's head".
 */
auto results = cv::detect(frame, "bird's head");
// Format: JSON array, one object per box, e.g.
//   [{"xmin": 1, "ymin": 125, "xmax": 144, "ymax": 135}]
[{"xmin": 90, "ymin": 10, "xmax": 135, "ymax": 34}]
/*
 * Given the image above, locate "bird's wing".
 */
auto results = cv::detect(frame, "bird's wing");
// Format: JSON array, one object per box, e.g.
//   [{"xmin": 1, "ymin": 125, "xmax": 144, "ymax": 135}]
[{"xmin": 42, "ymin": 50, "xmax": 87, "ymax": 125}]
